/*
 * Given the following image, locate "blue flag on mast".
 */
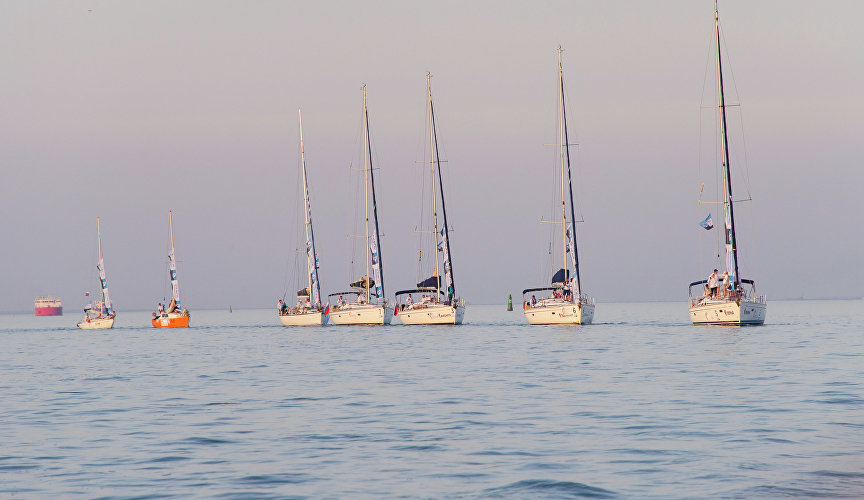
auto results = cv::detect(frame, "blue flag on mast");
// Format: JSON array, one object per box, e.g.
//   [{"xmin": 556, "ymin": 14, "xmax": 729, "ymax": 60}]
[{"xmin": 699, "ymin": 214, "xmax": 714, "ymax": 230}]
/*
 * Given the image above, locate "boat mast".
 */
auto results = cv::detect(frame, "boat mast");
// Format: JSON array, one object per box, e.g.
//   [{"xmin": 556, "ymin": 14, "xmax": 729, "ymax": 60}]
[
  {"xmin": 363, "ymin": 86, "xmax": 386, "ymax": 303},
  {"xmin": 169, "ymin": 210, "xmax": 181, "ymax": 308},
  {"xmin": 428, "ymin": 74, "xmax": 455, "ymax": 301},
  {"xmin": 558, "ymin": 50, "xmax": 568, "ymax": 287},
  {"xmin": 96, "ymin": 217, "xmax": 112, "ymax": 315},
  {"xmin": 715, "ymin": 0, "xmax": 741, "ymax": 285},
  {"xmin": 363, "ymin": 87, "xmax": 370, "ymax": 303},
  {"xmin": 428, "ymin": 74, "xmax": 440, "ymax": 291},
  {"xmin": 299, "ymin": 109, "xmax": 320, "ymax": 307},
  {"xmin": 559, "ymin": 46, "xmax": 582, "ymax": 296}
]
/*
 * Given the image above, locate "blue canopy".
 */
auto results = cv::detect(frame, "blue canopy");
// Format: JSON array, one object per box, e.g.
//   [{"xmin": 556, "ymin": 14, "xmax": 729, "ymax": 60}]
[
  {"xmin": 551, "ymin": 268, "xmax": 569, "ymax": 285},
  {"xmin": 417, "ymin": 275, "xmax": 440, "ymax": 289}
]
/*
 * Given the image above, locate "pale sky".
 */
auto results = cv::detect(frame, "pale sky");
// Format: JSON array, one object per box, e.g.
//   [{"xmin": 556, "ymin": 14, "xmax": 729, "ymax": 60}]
[{"xmin": 1, "ymin": 0, "xmax": 862, "ymax": 313}]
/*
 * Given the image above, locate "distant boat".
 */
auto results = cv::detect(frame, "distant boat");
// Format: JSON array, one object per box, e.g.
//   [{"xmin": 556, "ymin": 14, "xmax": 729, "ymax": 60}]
[
  {"xmin": 152, "ymin": 211, "xmax": 191, "ymax": 328},
  {"xmin": 395, "ymin": 74, "xmax": 465, "ymax": 325},
  {"xmin": 280, "ymin": 110, "xmax": 329, "ymax": 326},
  {"xmin": 34, "ymin": 296, "xmax": 62, "ymax": 316},
  {"xmin": 523, "ymin": 47, "xmax": 595, "ymax": 325},
  {"xmin": 688, "ymin": 1, "xmax": 766, "ymax": 326},
  {"xmin": 77, "ymin": 217, "xmax": 116, "ymax": 329},
  {"xmin": 329, "ymin": 86, "xmax": 394, "ymax": 325}
]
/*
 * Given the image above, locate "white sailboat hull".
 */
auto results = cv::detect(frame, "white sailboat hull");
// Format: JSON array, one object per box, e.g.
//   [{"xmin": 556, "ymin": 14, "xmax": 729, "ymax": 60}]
[
  {"xmin": 397, "ymin": 303, "xmax": 465, "ymax": 325},
  {"xmin": 689, "ymin": 299, "xmax": 766, "ymax": 325},
  {"xmin": 525, "ymin": 302, "xmax": 594, "ymax": 325},
  {"xmin": 279, "ymin": 310, "xmax": 329, "ymax": 326},
  {"xmin": 77, "ymin": 316, "xmax": 115, "ymax": 329},
  {"xmin": 329, "ymin": 304, "xmax": 393, "ymax": 325}
]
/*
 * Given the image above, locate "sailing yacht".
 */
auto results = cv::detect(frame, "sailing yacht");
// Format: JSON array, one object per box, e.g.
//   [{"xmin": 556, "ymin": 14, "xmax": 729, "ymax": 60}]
[
  {"xmin": 152, "ymin": 211, "xmax": 191, "ymax": 328},
  {"xmin": 329, "ymin": 85, "xmax": 394, "ymax": 326},
  {"xmin": 688, "ymin": 1, "xmax": 767, "ymax": 326},
  {"xmin": 280, "ymin": 110, "xmax": 329, "ymax": 326},
  {"xmin": 523, "ymin": 47, "xmax": 595, "ymax": 326},
  {"xmin": 77, "ymin": 217, "xmax": 116, "ymax": 329},
  {"xmin": 395, "ymin": 74, "xmax": 465, "ymax": 325}
]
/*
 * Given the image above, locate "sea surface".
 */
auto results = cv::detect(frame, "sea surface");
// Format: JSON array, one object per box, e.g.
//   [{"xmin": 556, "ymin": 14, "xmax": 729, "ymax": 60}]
[{"xmin": 1, "ymin": 300, "xmax": 862, "ymax": 499}]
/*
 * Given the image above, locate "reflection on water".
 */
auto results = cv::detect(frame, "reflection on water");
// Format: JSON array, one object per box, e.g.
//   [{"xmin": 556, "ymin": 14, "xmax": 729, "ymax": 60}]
[{"xmin": 1, "ymin": 300, "xmax": 862, "ymax": 497}]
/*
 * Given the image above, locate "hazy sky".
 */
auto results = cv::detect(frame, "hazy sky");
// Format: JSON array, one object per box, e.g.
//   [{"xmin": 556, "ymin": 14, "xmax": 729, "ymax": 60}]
[{"xmin": 2, "ymin": 0, "xmax": 862, "ymax": 313}]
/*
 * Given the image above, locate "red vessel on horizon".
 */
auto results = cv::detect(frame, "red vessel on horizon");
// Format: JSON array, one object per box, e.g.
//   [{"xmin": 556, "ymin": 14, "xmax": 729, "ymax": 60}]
[{"xmin": 35, "ymin": 296, "xmax": 63, "ymax": 316}]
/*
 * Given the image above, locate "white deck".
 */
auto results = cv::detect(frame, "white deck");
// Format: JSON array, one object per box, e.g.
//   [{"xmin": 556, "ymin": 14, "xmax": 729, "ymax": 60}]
[
  {"xmin": 329, "ymin": 303, "xmax": 393, "ymax": 325},
  {"xmin": 524, "ymin": 299, "xmax": 595, "ymax": 325},
  {"xmin": 397, "ymin": 302, "xmax": 465, "ymax": 325}
]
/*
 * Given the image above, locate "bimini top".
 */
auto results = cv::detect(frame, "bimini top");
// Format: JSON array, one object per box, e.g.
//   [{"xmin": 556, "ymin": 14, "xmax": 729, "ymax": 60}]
[
  {"xmin": 522, "ymin": 286, "xmax": 560, "ymax": 295},
  {"xmin": 395, "ymin": 288, "xmax": 445, "ymax": 297},
  {"xmin": 688, "ymin": 278, "xmax": 756, "ymax": 288},
  {"xmin": 327, "ymin": 291, "xmax": 363, "ymax": 298}
]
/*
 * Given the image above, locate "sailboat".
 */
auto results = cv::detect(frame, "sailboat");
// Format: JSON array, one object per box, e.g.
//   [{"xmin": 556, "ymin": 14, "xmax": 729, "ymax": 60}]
[
  {"xmin": 523, "ymin": 47, "xmax": 595, "ymax": 326},
  {"xmin": 77, "ymin": 217, "xmax": 116, "ymax": 329},
  {"xmin": 688, "ymin": 1, "xmax": 767, "ymax": 326},
  {"xmin": 280, "ymin": 110, "xmax": 329, "ymax": 326},
  {"xmin": 328, "ymin": 85, "xmax": 394, "ymax": 325},
  {"xmin": 395, "ymin": 74, "xmax": 465, "ymax": 325},
  {"xmin": 152, "ymin": 210, "xmax": 191, "ymax": 328}
]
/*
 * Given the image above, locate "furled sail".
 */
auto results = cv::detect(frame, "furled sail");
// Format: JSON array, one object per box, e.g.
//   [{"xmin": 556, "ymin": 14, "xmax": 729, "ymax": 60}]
[
  {"xmin": 370, "ymin": 238, "xmax": 383, "ymax": 299},
  {"xmin": 97, "ymin": 257, "xmax": 113, "ymax": 315},
  {"xmin": 169, "ymin": 246, "xmax": 181, "ymax": 309},
  {"xmin": 297, "ymin": 109, "xmax": 323, "ymax": 308}
]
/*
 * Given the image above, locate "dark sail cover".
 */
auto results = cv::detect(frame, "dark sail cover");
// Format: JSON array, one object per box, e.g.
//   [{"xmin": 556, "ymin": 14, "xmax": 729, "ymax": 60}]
[
  {"xmin": 297, "ymin": 287, "xmax": 310, "ymax": 298},
  {"xmin": 416, "ymin": 275, "xmax": 440, "ymax": 289},
  {"xmin": 350, "ymin": 276, "xmax": 374, "ymax": 290},
  {"xmin": 551, "ymin": 268, "xmax": 569, "ymax": 285}
]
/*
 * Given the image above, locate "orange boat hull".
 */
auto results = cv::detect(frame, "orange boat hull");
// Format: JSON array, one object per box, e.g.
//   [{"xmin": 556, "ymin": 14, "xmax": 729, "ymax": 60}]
[{"xmin": 151, "ymin": 315, "xmax": 190, "ymax": 328}]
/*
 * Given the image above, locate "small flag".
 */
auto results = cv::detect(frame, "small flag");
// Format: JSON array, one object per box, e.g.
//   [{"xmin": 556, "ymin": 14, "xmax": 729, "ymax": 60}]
[
  {"xmin": 699, "ymin": 214, "xmax": 714, "ymax": 230},
  {"xmin": 324, "ymin": 304, "xmax": 330, "ymax": 316},
  {"xmin": 393, "ymin": 305, "xmax": 398, "ymax": 316},
  {"xmin": 85, "ymin": 292, "xmax": 89, "ymax": 296}
]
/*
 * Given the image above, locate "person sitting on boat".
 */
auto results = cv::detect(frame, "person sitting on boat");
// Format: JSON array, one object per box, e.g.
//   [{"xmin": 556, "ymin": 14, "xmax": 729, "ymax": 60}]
[
  {"xmin": 338, "ymin": 295, "xmax": 346, "ymax": 308},
  {"xmin": 157, "ymin": 302, "xmax": 164, "ymax": 315},
  {"xmin": 707, "ymin": 269, "xmax": 719, "ymax": 298},
  {"xmin": 358, "ymin": 294, "xmax": 367, "ymax": 304},
  {"xmin": 531, "ymin": 295, "xmax": 537, "ymax": 306},
  {"xmin": 406, "ymin": 294, "xmax": 414, "ymax": 309}
]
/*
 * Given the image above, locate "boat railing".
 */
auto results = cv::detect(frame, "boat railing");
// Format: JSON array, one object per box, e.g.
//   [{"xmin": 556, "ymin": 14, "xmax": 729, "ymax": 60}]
[{"xmin": 522, "ymin": 287, "xmax": 590, "ymax": 309}]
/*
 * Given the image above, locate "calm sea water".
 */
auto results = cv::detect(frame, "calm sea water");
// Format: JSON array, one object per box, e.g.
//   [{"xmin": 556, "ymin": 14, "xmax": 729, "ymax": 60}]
[{"xmin": 1, "ymin": 300, "xmax": 862, "ymax": 499}]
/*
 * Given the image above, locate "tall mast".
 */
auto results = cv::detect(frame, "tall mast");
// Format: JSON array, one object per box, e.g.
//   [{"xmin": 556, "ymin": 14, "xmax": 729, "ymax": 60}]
[
  {"xmin": 559, "ymin": 46, "xmax": 582, "ymax": 296},
  {"xmin": 558, "ymin": 50, "xmax": 568, "ymax": 284},
  {"xmin": 363, "ymin": 86, "xmax": 386, "ymax": 303},
  {"xmin": 96, "ymin": 217, "xmax": 112, "ymax": 315},
  {"xmin": 168, "ymin": 210, "xmax": 181, "ymax": 308},
  {"xmin": 428, "ymin": 74, "xmax": 440, "ymax": 288},
  {"xmin": 428, "ymin": 74, "xmax": 455, "ymax": 300},
  {"xmin": 97, "ymin": 217, "xmax": 103, "ymax": 263},
  {"xmin": 299, "ymin": 109, "xmax": 320, "ymax": 307},
  {"xmin": 362, "ymin": 87, "xmax": 370, "ymax": 303},
  {"xmin": 715, "ymin": 0, "xmax": 741, "ymax": 285}
]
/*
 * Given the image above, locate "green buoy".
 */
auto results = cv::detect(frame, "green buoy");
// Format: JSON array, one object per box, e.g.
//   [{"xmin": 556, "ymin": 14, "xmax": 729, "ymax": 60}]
[{"xmin": 507, "ymin": 293, "xmax": 513, "ymax": 311}]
